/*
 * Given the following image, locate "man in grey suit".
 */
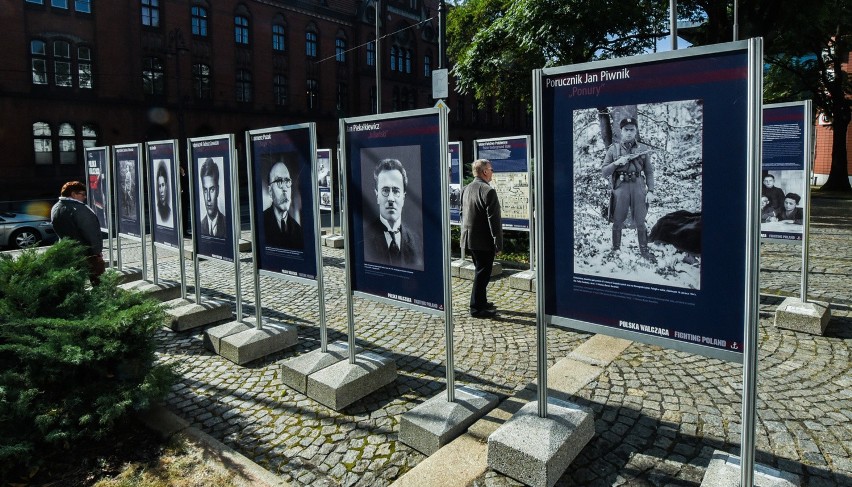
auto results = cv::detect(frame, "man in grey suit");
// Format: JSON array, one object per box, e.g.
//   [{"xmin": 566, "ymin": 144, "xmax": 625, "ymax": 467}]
[{"xmin": 461, "ymin": 159, "xmax": 502, "ymax": 318}]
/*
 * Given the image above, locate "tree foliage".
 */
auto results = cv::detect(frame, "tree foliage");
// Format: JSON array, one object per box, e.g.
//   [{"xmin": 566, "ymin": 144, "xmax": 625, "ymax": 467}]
[{"xmin": 0, "ymin": 240, "xmax": 175, "ymax": 480}]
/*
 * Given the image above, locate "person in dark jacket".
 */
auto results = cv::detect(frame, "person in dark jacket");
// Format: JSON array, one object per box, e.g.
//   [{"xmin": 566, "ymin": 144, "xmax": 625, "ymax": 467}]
[
  {"xmin": 461, "ymin": 159, "xmax": 503, "ymax": 318},
  {"xmin": 50, "ymin": 181, "xmax": 105, "ymax": 285},
  {"xmin": 363, "ymin": 158, "xmax": 422, "ymax": 269},
  {"xmin": 778, "ymin": 193, "xmax": 803, "ymax": 224},
  {"xmin": 262, "ymin": 161, "xmax": 303, "ymax": 249}
]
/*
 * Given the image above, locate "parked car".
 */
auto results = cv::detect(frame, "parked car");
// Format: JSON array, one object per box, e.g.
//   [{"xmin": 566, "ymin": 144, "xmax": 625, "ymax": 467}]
[{"xmin": 0, "ymin": 212, "xmax": 57, "ymax": 250}]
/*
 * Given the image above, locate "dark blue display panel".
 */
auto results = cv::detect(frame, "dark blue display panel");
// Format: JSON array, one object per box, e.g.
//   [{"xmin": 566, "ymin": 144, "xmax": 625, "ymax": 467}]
[
  {"xmin": 449, "ymin": 141, "xmax": 462, "ymax": 225},
  {"xmin": 189, "ymin": 136, "xmax": 235, "ymax": 263},
  {"xmin": 474, "ymin": 136, "xmax": 530, "ymax": 230},
  {"xmin": 540, "ymin": 44, "xmax": 754, "ymax": 357},
  {"xmin": 85, "ymin": 147, "xmax": 110, "ymax": 233},
  {"xmin": 343, "ymin": 111, "xmax": 444, "ymax": 312},
  {"xmin": 761, "ymin": 103, "xmax": 807, "ymax": 242},
  {"xmin": 248, "ymin": 126, "xmax": 318, "ymax": 281},
  {"xmin": 318, "ymin": 149, "xmax": 332, "ymax": 212},
  {"xmin": 147, "ymin": 140, "xmax": 181, "ymax": 249},
  {"xmin": 114, "ymin": 144, "xmax": 143, "ymax": 239}
]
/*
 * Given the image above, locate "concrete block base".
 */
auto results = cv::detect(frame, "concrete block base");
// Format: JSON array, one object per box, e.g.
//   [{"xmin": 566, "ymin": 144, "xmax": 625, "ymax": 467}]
[
  {"xmin": 118, "ymin": 279, "xmax": 181, "ymax": 302},
  {"xmin": 162, "ymin": 298, "xmax": 233, "ymax": 332},
  {"xmin": 700, "ymin": 451, "xmax": 799, "ymax": 486},
  {"xmin": 400, "ymin": 386, "xmax": 500, "ymax": 455},
  {"xmin": 488, "ymin": 398, "xmax": 594, "ymax": 487},
  {"xmin": 306, "ymin": 351, "xmax": 397, "ymax": 410},
  {"xmin": 219, "ymin": 318, "xmax": 298, "ymax": 365},
  {"xmin": 203, "ymin": 320, "xmax": 251, "ymax": 354},
  {"xmin": 458, "ymin": 261, "xmax": 502, "ymax": 280},
  {"xmin": 450, "ymin": 259, "xmax": 468, "ymax": 277},
  {"xmin": 280, "ymin": 341, "xmax": 357, "ymax": 393},
  {"xmin": 509, "ymin": 269, "xmax": 536, "ymax": 292},
  {"xmin": 323, "ymin": 234, "xmax": 344, "ymax": 248},
  {"xmin": 774, "ymin": 297, "xmax": 830, "ymax": 335},
  {"xmin": 114, "ymin": 267, "xmax": 143, "ymax": 284},
  {"xmin": 238, "ymin": 239, "xmax": 251, "ymax": 252}
]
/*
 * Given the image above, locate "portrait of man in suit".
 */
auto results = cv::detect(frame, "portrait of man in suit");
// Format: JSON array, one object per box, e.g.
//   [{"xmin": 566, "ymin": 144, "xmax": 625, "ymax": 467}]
[
  {"xmin": 363, "ymin": 158, "xmax": 423, "ymax": 269},
  {"xmin": 199, "ymin": 157, "xmax": 226, "ymax": 238},
  {"xmin": 262, "ymin": 160, "xmax": 303, "ymax": 249}
]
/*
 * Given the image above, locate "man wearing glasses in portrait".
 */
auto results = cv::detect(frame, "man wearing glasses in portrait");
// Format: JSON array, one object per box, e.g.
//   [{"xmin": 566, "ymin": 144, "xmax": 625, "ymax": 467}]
[
  {"xmin": 263, "ymin": 161, "xmax": 303, "ymax": 249},
  {"xmin": 364, "ymin": 158, "xmax": 422, "ymax": 269}
]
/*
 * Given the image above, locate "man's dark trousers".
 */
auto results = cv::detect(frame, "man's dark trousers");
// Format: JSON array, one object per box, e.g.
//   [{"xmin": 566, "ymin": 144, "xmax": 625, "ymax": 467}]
[{"xmin": 469, "ymin": 248, "xmax": 495, "ymax": 312}]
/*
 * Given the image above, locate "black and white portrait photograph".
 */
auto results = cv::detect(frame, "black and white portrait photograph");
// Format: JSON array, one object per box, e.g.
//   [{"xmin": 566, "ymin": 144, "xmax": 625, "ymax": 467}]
[
  {"xmin": 260, "ymin": 154, "xmax": 304, "ymax": 250},
  {"xmin": 573, "ymin": 100, "xmax": 703, "ymax": 290},
  {"xmin": 154, "ymin": 159, "xmax": 174, "ymax": 229},
  {"xmin": 760, "ymin": 169, "xmax": 805, "ymax": 230},
  {"xmin": 197, "ymin": 157, "xmax": 227, "ymax": 239},
  {"xmin": 360, "ymin": 145, "xmax": 424, "ymax": 271},
  {"xmin": 119, "ymin": 159, "xmax": 137, "ymax": 220}
]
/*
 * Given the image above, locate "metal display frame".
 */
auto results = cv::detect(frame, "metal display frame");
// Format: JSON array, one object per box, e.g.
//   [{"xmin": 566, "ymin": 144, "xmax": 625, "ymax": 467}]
[
  {"xmin": 112, "ymin": 143, "xmax": 148, "ymax": 279},
  {"xmin": 145, "ymin": 139, "xmax": 187, "ymax": 295},
  {"xmin": 339, "ymin": 107, "xmax": 451, "ymax": 376},
  {"xmin": 84, "ymin": 146, "xmax": 114, "ymax": 268},
  {"xmin": 187, "ymin": 134, "xmax": 242, "ymax": 318},
  {"xmin": 245, "ymin": 124, "xmax": 326, "ymax": 339},
  {"xmin": 533, "ymin": 39, "xmax": 763, "ymax": 487},
  {"xmin": 448, "ymin": 141, "xmax": 463, "ymax": 227}
]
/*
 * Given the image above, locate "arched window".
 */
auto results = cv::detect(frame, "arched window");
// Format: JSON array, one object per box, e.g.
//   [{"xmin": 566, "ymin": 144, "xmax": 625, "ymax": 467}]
[
  {"xmin": 424, "ymin": 54, "xmax": 431, "ymax": 77},
  {"xmin": 272, "ymin": 24, "xmax": 286, "ymax": 51},
  {"xmin": 33, "ymin": 122, "xmax": 52, "ymax": 165},
  {"xmin": 31, "ymin": 40, "xmax": 47, "ymax": 85},
  {"xmin": 306, "ymin": 78, "xmax": 319, "ymax": 110},
  {"xmin": 404, "ymin": 49, "xmax": 412, "ymax": 74},
  {"xmin": 366, "ymin": 40, "xmax": 375, "ymax": 66},
  {"xmin": 141, "ymin": 0, "xmax": 160, "ymax": 27},
  {"xmin": 335, "ymin": 37, "xmax": 346, "ymax": 63},
  {"xmin": 192, "ymin": 63, "xmax": 211, "ymax": 100},
  {"xmin": 142, "ymin": 57, "xmax": 164, "ymax": 95},
  {"xmin": 390, "ymin": 46, "xmax": 398, "ymax": 72},
  {"xmin": 58, "ymin": 122, "xmax": 76, "ymax": 164},
  {"xmin": 191, "ymin": 6, "xmax": 208, "ymax": 37},
  {"xmin": 235, "ymin": 69, "xmax": 252, "ymax": 102},
  {"xmin": 305, "ymin": 31, "xmax": 317, "ymax": 58},
  {"xmin": 82, "ymin": 123, "xmax": 98, "ymax": 149},
  {"xmin": 234, "ymin": 15, "xmax": 249, "ymax": 45},
  {"xmin": 274, "ymin": 75, "xmax": 288, "ymax": 106},
  {"xmin": 78, "ymin": 46, "xmax": 92, "ymax": 88}
]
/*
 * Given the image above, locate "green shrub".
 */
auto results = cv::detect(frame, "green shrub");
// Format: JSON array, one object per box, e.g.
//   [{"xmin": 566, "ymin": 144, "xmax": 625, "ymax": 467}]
[{"xmin": 0, "ymin": 240, "xmax": 175, "ymax": 480}]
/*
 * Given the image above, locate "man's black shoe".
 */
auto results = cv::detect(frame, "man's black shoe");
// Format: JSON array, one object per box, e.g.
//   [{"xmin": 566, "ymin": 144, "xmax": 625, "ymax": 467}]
[
  {"xmin": 470, "ymin": 308, "xmax": 497, "ymax": 318},
  {"xmin": 485, "ymin": 302, "xmax": 497, "ymax": 311}
]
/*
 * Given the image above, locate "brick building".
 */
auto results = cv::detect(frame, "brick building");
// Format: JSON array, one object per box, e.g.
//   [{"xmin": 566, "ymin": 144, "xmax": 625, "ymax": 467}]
[{"xmin": 3, "ymin": 0, "xmax": 527, "ymax": 204}]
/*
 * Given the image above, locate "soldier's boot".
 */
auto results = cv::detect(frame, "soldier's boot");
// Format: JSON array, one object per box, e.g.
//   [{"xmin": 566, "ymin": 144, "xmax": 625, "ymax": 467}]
[
  {"xmin": 611, "ymin": 227, "xmax": 622, "ymax": 253},
  {"xmin": 637, "ymin": 231, "xmax": 656, "ymax": 263}
]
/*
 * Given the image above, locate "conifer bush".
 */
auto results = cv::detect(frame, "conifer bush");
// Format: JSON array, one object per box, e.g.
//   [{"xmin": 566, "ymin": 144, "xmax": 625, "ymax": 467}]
[{"xmin": 0, "ymin": 240, "xmax": 174, "ymax": 479}]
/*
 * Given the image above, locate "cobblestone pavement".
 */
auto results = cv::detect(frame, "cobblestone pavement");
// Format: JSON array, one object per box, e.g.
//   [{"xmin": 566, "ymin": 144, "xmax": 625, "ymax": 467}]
[{"xmin": 114, "ymin": 196, "xmax": 851, "ymax": 486}]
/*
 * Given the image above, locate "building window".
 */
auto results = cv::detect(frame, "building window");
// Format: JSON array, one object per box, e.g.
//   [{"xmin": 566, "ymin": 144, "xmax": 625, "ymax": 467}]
[
  {"xmin": 390, "ymin": 46, "xmax": 397, "ymax": 72},
  {"xmin": 424, "ymin": 54, "xmax": 431, "ymax": 77},
  {"xmin": 142, "ymin": 0, "xmax": 159, "ymax": 27},
  {"xmin": 405, "ymin": 49, "xmax": 412, "ymax": 74},
  {"xmin": 192, "ymin": 63, "xmax": 211, "ymax": 100},
  {"xmin": 82, "ymin": 123, "xmax": 98, "ymax": 148},
  {"xmin": 367, "ymin": 41, "xmax": 375, "ymax": 66},
  {"xmin": 31, "ymin": 40, "xmax": 47, "ymax": 85},
  {"xmin": 33, "ymin": 122, "xmax": 52, "ymax": 165},
  {"xmin": 273, "ymin": 75, "xmax": 288, "ymax": 106},
  {"xmin": 236, "ymin": 69, "xmax": 252, "ymax": 102},
  {"xmin": 51, "ymin": 0, "xmax": 68, "ymax": 8},
  {"xmin": 191, "ymin": 6, "xmax": 208, "ymax": 37},
  {"xmin": 74, "ymin": 0, "xmax": 91, "ymax": 13},
  {"xmin": 272, "ymin": 24, "xmax": 286, "ymax": 52},
  {"xmin": 58, "ymin": 122, "xmax": 76, "ymax": 164},
  {"xmin": 306, "ymin": 78, "xmax": 318, "ymax": 110},
  {"xmin": 335, "ymin": 37, "xmax": 346, "ymax": 63},
  {"xmin": 78, "ymin": 46, "xmax": 92, "ymax": 88},
  {"xmin": 142, "ymin": 57, "xmax": 164, "ymax": 95},
  {"xmin": 305, "ymin": 31, "xmax": 317, "ymax": 58},
  {"xmin": 235, "ymin": 16, "xmax": 249, "ymax": 45},
  {"xmin": 53, "ymin": 41, "xmax": 71, "ymax": 87},
  {"xmin": 26, "ymin": 0, "xmax": 45, "ymax": 4},
  {"xmin": 336, "ymin": 82, "xmax": 347, "ymax": 112}
]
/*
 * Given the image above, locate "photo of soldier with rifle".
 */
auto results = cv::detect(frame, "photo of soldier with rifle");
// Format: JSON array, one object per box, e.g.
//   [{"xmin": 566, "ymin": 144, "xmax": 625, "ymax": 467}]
[{"xmin": 602, "ymin": 117, "xmax": 657, "ymax": 262}]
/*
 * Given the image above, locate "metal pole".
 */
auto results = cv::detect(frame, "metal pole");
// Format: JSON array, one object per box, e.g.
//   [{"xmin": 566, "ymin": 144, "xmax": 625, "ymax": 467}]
[
  {"xmin": 340, "ymin": 119, "xmax": 357, "ymax": 364},
  {"xmin": 245, "ymin": 131, "xmax": 263, "ymax": 327},
  {"xmin": 733, "ymin": 0, "xmax": 739, "ymax": 41},
  {"xmin": 106, "ymin": 149, "xmax": 114, "ymax": 269},
  {"xmin": 311, "ymin": 127, "xmax": 329, "ymax": 353},
  {"xmin": 741, "ymin": 37, "xmax": 763, "ymax": 487},
  {"xmin": 138, "ymin": 145, "xmax": 149, "ymax": 282},
  {"xmin": 187, "ymin": 143, "xmax": 201, "ymax": 304},
  {"xmin": 532, "ymin": 70, "xmax": 548, "ymax": 418},
  {"xmin": 231, "ymin": 141, "xmax": 244, "ymax": 325},
  {"xmin": 438, "ymin": 0, "xmax": 446, "ymax": 69},
  {"xmin": 174, "ymin": 141, "xmax": 188, "ymax": 300},
  {"xmin": 438, "ymin": 107, "xmax": 455, "ymax": 402},
  {"xmin": 375, "ymin": 0, "xmax": 381, "ymax": 114},
  {"xmin": 670, "ymin": 0, "xmax": 678, "ymax": 50},
  {"xmin": 801, "ymin": 101, "xmax": 813, "ymax": 302}
]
